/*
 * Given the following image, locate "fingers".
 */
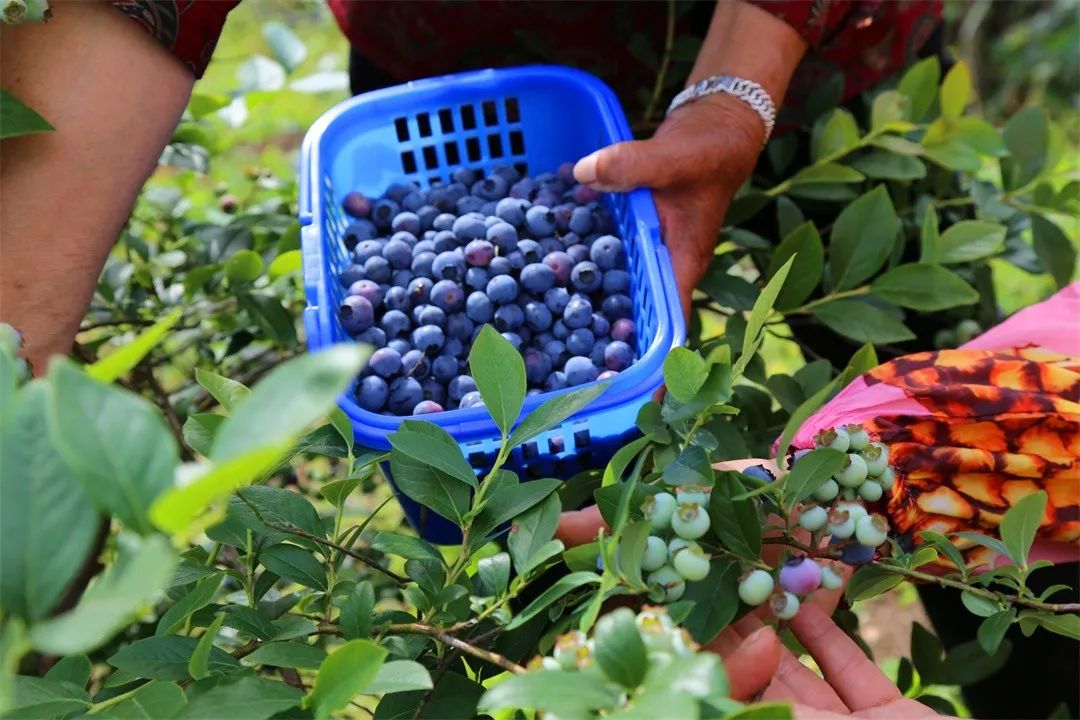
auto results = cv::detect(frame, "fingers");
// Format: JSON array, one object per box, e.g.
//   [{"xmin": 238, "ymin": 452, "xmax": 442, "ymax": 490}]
[
  {"xmin": 574, "ymin": 140, "xmax": 681, "ymax": 192},
  {"xmin": 554, "ymin": 505, "xmax": 607, "ymax": 548},
  {"xmin": 722, "ymin": 626, "xmax": 784, "ymax": 701},
  {"xmin": 789, "ymin": 603, "xmax": 902, "ymax": 711}
]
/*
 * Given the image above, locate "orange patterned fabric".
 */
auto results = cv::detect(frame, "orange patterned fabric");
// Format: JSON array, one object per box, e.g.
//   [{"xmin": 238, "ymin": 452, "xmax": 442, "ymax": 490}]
[{"xmin": 859, "ymin": 349, "xmax": 1080, "ymax": 567}]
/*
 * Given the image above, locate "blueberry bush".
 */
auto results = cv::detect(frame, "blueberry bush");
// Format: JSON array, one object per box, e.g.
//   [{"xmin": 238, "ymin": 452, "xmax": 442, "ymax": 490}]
[{"xmin": 2, "ymin": 3, "xmax": 1078, "ymax": 719}]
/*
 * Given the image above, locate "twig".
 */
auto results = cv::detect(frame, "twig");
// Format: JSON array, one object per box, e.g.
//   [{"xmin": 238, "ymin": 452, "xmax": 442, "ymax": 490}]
[
  {"xmin": 873, "ymin": 562, "xmax": 1080, "ymax": 613},
  {"xmin": 235, "ymin": 491, "xmax": 408, "ymax": 586},
  {"xmin": 386, "ymin": 623, "xmax": 526, "ymax": 675},
  {"xmin": 642, "ymin": 0, "xmax": 677, "ymax": 123},
  {"xmin": 79, "ymin": 317, "xmax": 156, "ymax": 332},
  {"xmin": 133, "ymin": 362, "xmax": 193, "ymax": 461}
]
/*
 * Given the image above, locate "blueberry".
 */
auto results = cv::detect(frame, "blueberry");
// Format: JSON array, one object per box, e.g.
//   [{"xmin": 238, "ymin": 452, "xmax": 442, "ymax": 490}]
[
  {"xmin": 341, "ymin": 264, "xmax": 365, "ymax": 287},
  {"xmin": 542, "ymin": 251, "xmax": 574, "ymax": 285},
  {"xmin": 452, "ymin": 214, "xmax": 486, "ymax": 242},
  {"xmin": 566, "ymin": 328, "xmax": 595, "ymax": 356},
  {"xmin": 380, "ymin": 309, "xmax": 411, "ymax": 339},
  {"xmin": 411, "ymin": 251, "xmax": 436, "ymax": 278},
  {"xmin": 340, "ymin": 295, "xmax": 374, "ymax": 334},
  {"xmin": 518, "ymin": 326, "xmax": 533, "ymax": 345},
  {"xmin": 459, "ymin": 390, "xmax": 484, "ymax": 409},
  {"xmin": 432, "ymin": 354, "xmax": 459, "ymax": 383},
  {"xmin": 448, "ymin": 375, "xmax": 477, "ymax": 403},
  {"xmin": 798, "ymin": 505, "xmax": 829, "ymax": 532},
  {"xmin": 407, "ymin": 277, "xmax": 433, "ymax": 306},
  {"xmin": 466, "ymin": 291, "xmax": 495, "ymax": 323},
  {"xmin": 544, "ymin": 340, "xmax": 569, "ymax": 367},
  {"xmin": 349, "ymin": 279, "xmax": 383, "ymax": 305},
  {"xmin": 570, "ymin": 261, "xmax": 602, "ymax": 293},
  {"xmin": 431, "ymin": 251, "xmax": 465, "ymax": 282},
  {"xmin": 610, "ymin": 318, "xmax": 635, "ymax": 345},
  {"xmin": 552, "ymin": 320, "xmax": 570, "ymax": 340},
  {"xmin": 342, "ymin": 192, "xmax": 372, "ymax": 219},
  {"xmin": 566, "ymin": 244, "xmax": 590, "ymax": 264},
  {"xmin": 601, "ymin": 294, "xmax": 633, "ymax": 321},
  {"xmin": 410, "ymin": 324, "xmax": 444, "ymax": 356},
  {"xmin": 452, "ymin": 167, "xmax": 481, "ymax": 185},
  {"xmin": 444, "ymin": 337, "xmax": 465, "ymax": 358},
  {"xmin": 355, "ymin": 327, "xmax": 387, "ymax": 349},
  {"xmin": 601, "ymin": 340, "xmax": 632, "ymax": 371},
  {"xmin": 544, "ymin": 287, "xmax": 570, "ymax": 314},
  {"xmin": 560, "ymin": 231, "xmax": 583, "ymax": 248},
  {"xmin": 401, "ymin": 349, "xmax": 430, "ymax": 379},
  {"xmin": 520, "ymin": 263, "xmax": 556, "ymax": 294},
  {"xmin": 518, "ymin": 239, "xmax": 542, "ymax": 264},
  {"xmin": 387, "ymin": 338, "xmax": 410, "ymax": 357},
  {"xmin": 383, "ymin": 181, "xmax": 416, "ymax": 203},
  {"xmin": 495, "ymin": 197, "xmax": 528, "ymax": 226},
  {"xmin": 602, "ymin": 269, "xmax": 631, "ymax": 295},
  {"xmin": 430, "ymin": 280, "xmax": 465, "ymax": 313},
  {"xmin": 430, "ymin": 230, "xmax": 457, "ymax": 254},
  {"xmin": 411, "ymin": 400, "xmax": 443, "ymax": 415},
  {"xmin": 343, "ymin": 220, "xmax": 378, "ymax": 252},
  {"xmin": 383, "ymin": 286, "xmax": 410, "ymax": 312},
  {"xmin": 506, "ymin": 251, "xmax": 526, "ymax": 270},
  {"xmin": 563, "ymin": 297, "xmax": 593, "ymax": 329},
  {"xmin": 371, "ymin": 198, "xmax": 400, "ymax": 231},
  {"xmin": 492, "ymin": 164, "xmax": 521, "ymax": 183},
  {"xmin": 589, "ymin": 235, "xmax": 625, "ymax": 271},
  {"xmin": 456, "ymin": 195, "xmax": 485, "ymax": 215},
  {"xmin": 486, "ymin": 221, "xmax": 519, "ymax": 252},
  {"xmin": 500, "ymin": 332, "xmax": 523, "ymax": 350},
  {"xmin": 416, "ymin": 205, "xmax": 440, "ymax": 231},
  {"xmin": 446, "ymin": 312, "xmax": 474, "ymax": 341},
  {"xmin": 539, "ymin": 238, "xmax": 562, "ymax": 255},
  {"xmin": 590, "ymin": 314, "xmax": 610, "ymax": 338},
  {"xmin": 462, "ymin": 267, "xmax": 489, "ymax": 292},
  {"xmin": 565, "ymin": 356, "xmax": 598, "ymax": 386},
  {"xmin": 388, "ymin": 376, "xmax": 424, "ymax": 414},
  {"xmin": 486, "ymin": 275, "xmax": 519, "ymax": 305},
  {"xmin": 738, "ymin": 569, "xmax": 775, "ymax": 606},
  {"xmin": 463, "ymin": 239, "xmax": 495, "ymax": 267},
  {"xmin": 389, "ymin": 212, "xmax": 419, "ymax": 236},
  {"xmin": 524, "ymin": 301, "xmax": 553, "ymax": 332},
  {"xmin": 591, "ymin": 207, "xmax": 614, "ymax": 234},
  {"xmin": 742, "ymin": 465, "xmax": 775, "ymax": 484},
  {"xmin": 369, "ymin": 347, "xmax": 403, "ymax": 377},
  {"xmin": 568, "ymin": 205, "xmax": 594, "ymax": 235},
  {"xmin": 357, "ymin": 374, "xmax": 389, "ymax": 412},
  {"xmin": 544, "ymin": 371, "xmax": 568, "ymax": 391},
  {"xmin": 392, "ymin": 270, "xmax": 414, "ymax": 288},
  {"xmin": 571, "ymin": 183, "xmax": 600, "ymax": 204},
  {"xmin": 353, "ymin": 239, "xmax": 383, "ymax": 265},
  {"xmin": 519, "ymin": 347, "xmax": 549, "ymax": 382},
  {"xmin": 597, "ymin": 369, "xmax": 618, "ymax": 380},
  {"xmin": 590, "ymin": 339, "xmax": 610, "ymax": 366},
  {"xmin": 525, "ymin": 205, "xmax": 556, "ymax": 236},
  {"xmin": 414, "ymin": 238, "xmax": 436, "ymax": 254},
  {"xmin": 494, "ymin": 304, "xmax": 525, "ymax": 332},
  {"xmin": 779, "ymin": 557, "xmax": 822, "ymax": 595},
  {"xmin": 836, "ymin": 540, "xmax": 876, "ymax": 565},
  {"xmin": 549, "ymin": 203, "xmax": 572, "ymax": 233},
  {"xmin": 363, "ymin": 256, "xmax": 392, "ymax": 283},
  {"xmin": 471, "ymin": 175, "xmax": 509, "ymax": 201},
  {"xmin": 433, "ymin": 213, "xmax": 456, "ymax": 232},
  {"xmin": 488, "ymin": 256, "xmax": 512, "ymax": 276},
  {"xmin": 510, "ymin": 177, "xmax": 538, "ymax": 200},
  {"xmin": 391, "ymin": 229, "xmax": 418, "ymax": 247}
]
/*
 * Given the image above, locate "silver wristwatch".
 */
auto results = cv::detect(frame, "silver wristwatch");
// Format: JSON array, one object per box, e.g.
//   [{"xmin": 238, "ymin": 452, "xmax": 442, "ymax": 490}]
[{"xmin": 666, "ymin": 74, "xmax": 776, "ymax": 143}]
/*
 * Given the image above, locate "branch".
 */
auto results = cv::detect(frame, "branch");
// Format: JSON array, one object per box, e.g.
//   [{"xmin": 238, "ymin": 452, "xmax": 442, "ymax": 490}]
[
  {"xmin": 235, "ymin": 491, "xmax": 408, "ymax": 586},
  {"xmin": 642, "ymin": 0, "xmax": 677, "ymax": 123},
  {"xmin": 385, "ymin": 623, "xmax": 526, "ymax": 675}
]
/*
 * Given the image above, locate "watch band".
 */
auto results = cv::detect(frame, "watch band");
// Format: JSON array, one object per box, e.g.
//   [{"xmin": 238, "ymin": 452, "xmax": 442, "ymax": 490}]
[{"xmin": 666, "ymin": 74, "xmax": 776, "ymax": 144}]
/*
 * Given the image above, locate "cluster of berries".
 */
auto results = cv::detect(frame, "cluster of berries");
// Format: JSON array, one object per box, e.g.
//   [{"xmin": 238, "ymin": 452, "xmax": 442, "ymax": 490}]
[
  {"xmin": 335, "ymin": 163, "xmax": 639, "ymax": 416},
  {"xmin": 638, "ymin": 487, "xmax": 714, "ymax": 603}
]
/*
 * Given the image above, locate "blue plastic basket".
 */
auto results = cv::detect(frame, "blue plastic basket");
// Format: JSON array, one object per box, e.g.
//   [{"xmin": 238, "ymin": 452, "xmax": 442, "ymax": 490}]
[{"xmin": 300, "ymin": 66, "xmax": 684, "ymax": 542}]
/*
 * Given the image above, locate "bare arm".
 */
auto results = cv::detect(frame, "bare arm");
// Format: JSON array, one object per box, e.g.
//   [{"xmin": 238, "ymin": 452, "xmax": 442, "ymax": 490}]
[{"xmin": 0, "ymin": 0, "xmax": 194, "ymax": 371}]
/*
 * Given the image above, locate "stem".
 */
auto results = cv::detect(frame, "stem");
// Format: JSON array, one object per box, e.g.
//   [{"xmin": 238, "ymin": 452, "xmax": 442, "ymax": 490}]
[
  {"xmin": 385, "ymin": 623, "xmax": 526, "ymax": 675},
  {"xmin": 873, "ymin": 563, "xmax": 1080, "ymax": 613},
  {"xmin": 785, "ymin": 287, "xmax": 872, "ymax": 316},
  {"xmin": 763, "ymin": 128, "xmax": 886, "ymax": 198},
  {"xmin": 643, "ymin": 0, "xmax": 677, "ymax": 123},
  {"xmin": 86, "ymin": 684, "xmax": 147, "ymax": 715},
  {"xmin": 235, "ymin": 491, "xmax": 407, "ymax": 586}
]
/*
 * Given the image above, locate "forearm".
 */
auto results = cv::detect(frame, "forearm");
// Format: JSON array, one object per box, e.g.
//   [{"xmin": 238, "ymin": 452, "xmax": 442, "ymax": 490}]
[{"xmin": 0, "ymin": 1, "xmax": 193, "ymax": 371}]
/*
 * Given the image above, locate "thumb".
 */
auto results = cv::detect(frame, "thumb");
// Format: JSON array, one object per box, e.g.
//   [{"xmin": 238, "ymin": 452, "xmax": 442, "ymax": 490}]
[
  {"xmin": 574, "ymin": 139, "xmax": 678, "ymax": 192},
  {"xmin": 724, "ymin": 626, "xmax": 783, "ymax": 701}
]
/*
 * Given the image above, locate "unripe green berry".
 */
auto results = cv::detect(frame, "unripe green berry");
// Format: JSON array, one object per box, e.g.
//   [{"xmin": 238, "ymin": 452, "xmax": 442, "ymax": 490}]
[
  {"xmin": 672, "ymin": 543, "xmax": 711, "ymax": 581},
  {"xmin": 876, "ymin": 467, "xmax": 896, "ymax": 490},
  {"xmin": 675, "ymin": 485, "xmax": 709, "ymax": 507},
  {"xmin": 770, "ymin": 591, "xmax": 801, "ymax": 620},
  {"xmin": 933, "ymin": 328, "xmax": 957, "ymax": 349},
  {"xmin": 845, "ymin": 425, "xmax": 870, "ymax": 451},
  {"xmin": 956, "ymin": 319, "xmax": 982, "ymax": 344},
  {"xmin": 820, "ymin": 565, "xmax": 844, "ymax": 591},
  {"xmin": 798, "ymin": 505, "xmax": 829, "ymax": 532},
  {"xmin": 737, "ymin": 569, "xmax": 774, "ymax": 606},
  {"xmin": 836, "ymin": 453, "xmax": 869, "ymax": 488},
  {"xmin": 855, "ymin": 514, "xmax": 889, "ymax": 547},
  {"xmin": 671, "ymin": 501, "xmax": 710, "ymax": 540},
  {"xmin": 553, "ymin": 630, "xmax": 586, "ymax": 670},
  {"xmin": 828, "ymin": 509, "xmax": 856, "ymax": 539},
  {"xmin": 671, "ymin": 627, "xmax": 696, "ymax": 657},
  {"xmin": 858, "ymin": 480, "xmax": 883, "ymax": 502},
  {"xmin": 647, "ymin": 565, "xmax": 686, "ymax": 602},
  {"xmin": 643, "ymin": 492, "xmax": 677, "ymax": 530},
  {"xmin": 668, "ymin": 537, "xmax": 692, "ymax": 558},
  {"xmin": 837, "ymin": 501, "xmax": 868, "ymax": 522},
  {"xmin": 812, "ymin": 479, "xmax": 840, "ymax": 502},
  {"xmin": 1, "ymin": 0, "xmax": 26, "ymax": 24},
  {"xmin": 641, "ymin": 535, "xmax": 669, "ymax": 572},
  {"xmin": 636, "ymin": 608, "xmax": 675, "ymax": 652},
  {"xmin": 860, "ymin": 442, "xmax": 889, "ymax": 476},
  {"xmin": 540, "ymin": 656, "xmax": 561, "ymax": 671},
  {"xmin": 814, "ymin": 426, "xmax": 850, "ymax": 452}
]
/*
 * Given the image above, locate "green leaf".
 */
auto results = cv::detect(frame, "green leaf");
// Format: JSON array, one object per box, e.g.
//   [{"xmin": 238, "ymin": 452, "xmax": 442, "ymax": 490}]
[
  {"xmin": 157, "ymin": 572, "xmax": 224, "ymax": 635},
  {"xmin": 508, "ymin": 382, "xmax": 607, "ymax": 448},
  {"xmin": 917, "ymin": 531, "xmax": 967, "ymax": 575},
  {"xmin": 477, "ymin": 552, "xmax": 511, "ymax": 596},
  {"xmin": 109, "ymin": 635, "xmax": 239, "ymax": 681},
  {"xmin": 30, "ymin": 534, "xmax": 176, "ymax": 655},
  {"xmin": 898, "ymin": 56, "xmax": 940, "ymax": 121},
  {"xmin": 869, "ymin": 89, "xmax": 910, "ymax": 130},
  {"xmin": 104, "ymin": 680, "xmax": 187, "ymax": 719},
  {"xmin": 642, "ymin": 653, "xmax": 728, "ymax": 699},
  {"xmin": 0, "ymin": 383, "xmax": 99, "ymax": 621},
  {"xmin": 370, "ymin": 532, "xmax": 444, "ymax": 565},
  {"xmin": 390, "ymin": 450, "xmax": 471, "ymax": 525},
  {"xmin": 593, "ymin": 607, "xmax": 648, "ymax": 688},
  {"xmin": 663, "ymin": 347, "xmax": 708, "ymax": 403},
  {"xmin": 262, "ymin": 20, "xmax": 307, "ymax": 71},
  {"xmin": 977, "ymin": 610, "xmax": 1014, "ymax": 655},
  {"xmin": 614, "ymin": 521, "xmax": 651, "ymax": 590},
  {"xmin": 681, "ymin": 558, "xmax": 741, "ymax": 644},
  {"xmin": 212, "ymin": 345, "xmax": 367, "ymax": 462},
  {"xmin": 737, "ymin": 255, "xmax": 794, "ymax": 376},
  {"xmin": 244, "ymin": 640, "xmax": 327, "ymax": 670},
  {"xmin": 955, "ymin": 531, "xmax": 1010, "ymax": 559},
  {"xmin": 0, "ymin": 89, "xmax": 54, "ymax": 139},
  {"xmin": 768, "ymin": 222, "xmax": 823, "ymax": 311},
  {"xmin": 8, "ymin": 676, "xmax": 89, "ymax": 718},
  {"xmin": 812, "ymin": 300, "xmax": 915, "ymax": 344},
  {"xmin": 1031, "ymin": 215, "xmax": 1077, "ymax": 289},
  {"xmin": 699, "ymin": 268, "xmax": 760, "ymax": 311},
  {"xmin": 828, "ymin": 185, "xmax": 900, "ymax": 290},
  {"xmin": 478, "ymin": 670, "xmax": 622, "ymax": 716},
  {"xmin": 1002, "ymin": 106, "xmax": 1049, "ymax": 190},
  {"xmin": 303, "ymin": 640, "xmax": 388, "ymax": 720},
  {"xmin": 782, "ymin": 448, "xmax": 847, "ymax": 511},
  {"xmin": 189, "ymin": 613, "xmax": 225, "ymax": 681},
  {"xmin": 43, "ymin": 655, "xmax": 91, "ymax": 688},
  {"xmin": 339, "ymin": 581, "xmax": 375, "ymax": 640},
  {"xmin": 953, "ymin": 117, "xmax": 1008, "ymax": 156},
  {"xmin": 234, "ymin": 485, "xmax": 325, "ymax": 539},
  {"xmin": 223, "ymin": 605, "xmax": 277, "ymax": 640},
  {"xmin": 260, "ymin": 545, "xmax": 327, "ymax": 590},
  {"xmin": 846, "ymin": 565, "xmax": 904, "ymax": 602},
  {"xmin": 320, "ymin": 476, "xmax": 361, "ymax": 509},
  {"xmin": 922, "ymin": 139, "xmax": 982, "ymax": 172},
  {"xmin": 362, "ymin": 660, "xmax": 434, "ymax": 695},
  {"xmin": 710, "ymin": 472, "xmax": 762, "ymax": 560},
  {"xmin": 268, "ymin": 249, "xmax": 303, "ymax": 281},
  {"xmin": 195, "ymin": 369, "xmax": 250, "ymax": 412},
  {"xmin": 602, "ymin": 436, "xmax": 651, "ymax": 488},
  {"xmin": 871, "ymin": 264, "xmax": 979, "ymax": 311},
  {"xmin": 1017, "ymin": 611, "xmax": 1080, "ymax": 641},
  {"xmin": 237, "ymin": 292, "xmax": 297, "ymax": 346},
  {"xmin": 919, "ymin": 205, "xmax": 941, "ymax": 264},
  {"xmin": 474, "ymin": 475, "xmax": 561, "ymax": 538},
  {"xmin": 176, "ymin": 677, "xmax": 301, "ymax": 720},
  {"xmin": 939, "ymin": 61, "xmax": 971, "ymax": 118},
  {"xmin": 225, "ymin": 249, "xmax": 265, "ymax": 284},
  {"xmin": 372, "ymin": 671, "xmax": 482, "ymax": 720},
  {"xmin": 938, "ymin": 221, "xmax": 1006, "ymax": 263},
  {"xmin": 850, "ymin": 152, "xmax": 926, "ymax": 180},
  {"xmin": 187, "ymin": 91, "xmax": 230, "ymax": 118},
  {"xmin": 999, "ymin": 490, "xmax": 1047, "ymax": 566},
  {"xmin": 87, "ymin": 309, "xmax": 183, "ymax": 382},
  {"xmin": 789, "ymin": 163, "xmax": 865, "ymax": 185},
  {"xmin": 389, "ymin": 421, "xmax": 477, "ymax": 489},
  {"xmin": 663, "ymin": 445, "xmax": 713, "ymax": 487},
  {"xmin": 469, "ymin": 325, "xmax": 526, "ymax": 435},
  {"xmin": 960, "ymin": 591, "xmax": 998, "ymax": 619},
  {"xmin": 508, "ymin": 492, "xmax": 561, "ymax": 573},
  {"xmin": 183, "ymin": 413, "xmax": 225, "ymax": 457},
  {"xmin": 872, "ymin": 135, "xmax": 925, "ymax": 156},
  {"xmin": 46, "ymin": 360, "xmax": 177, "ymax": 534},
  {"xmin": 811, "ymin": 109, "xmax": 860, "ymax": 162},
  {"xmin": 505, "ymin": 572, "xmax": 600, "ymax": 630}
]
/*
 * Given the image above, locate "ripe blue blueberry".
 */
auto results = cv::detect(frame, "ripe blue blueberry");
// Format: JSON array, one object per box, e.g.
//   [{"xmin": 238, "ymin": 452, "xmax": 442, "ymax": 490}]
[
  {"xmin": 566, "ymin": 244, "xmax": 590, "ymax": 263},
  {"xmin": 568, "ymin": 205, "xmax": 593, "ymax": 235},
  {"xmin": 388, "ymin": 376, "xmax": 423, "ymax": 414},
  {"xmin": 486, "ymin": 275, "xmax": 519, "ymax": 305},
  {"xmin": 464, "ymin": 266, "xmax": 489, "ymax": 291},
  {"xmin": 570, "ymin": 261, "xmax": 602, "ymax": 293},
  {"xmin": 432, "ymin": 251, "xmax": 466, "ymax": 282},
  {"xmin": 517, "ymin": 239, "xmax": 543, "ymax": 264},
  {"xmin": 384, "ymin": 338, "xmax": 408, "ymax": 356},
  {"xmin": 458, "ymin": 390, "xmax": 484, "ymax": 409},
  {"xmin": 463, "ymin": 239, "xmax": 495, "ymax": 267},
  {"xmin": 552, "ymin": 320, "xmax": 570, "ymax": 339},
  {"xmin": 741, "ymin": 465, "xmax": 775, "ymax": 484},
  {"xmin": 414, "ymin": 238, "xmax": 436, "ymax": 254},
  {"xmin": 542, "ymin": 251, "xmax": 574, "ymax": 285},
  {"xmin": 363, "ymin": 256, "xmax": 392, "ymax": 284},
  {"xmin": 738, "ymin": 570, "xmax": 775, "ymax": 606},
  {"xmin": 495, "ymin": 197, "xmax": 527, "ymax": 226},
  {"xmin": 566, "ymin": 328, "xmax": 595, "ymax": 356},
  {"xmin": 407, "ymin": 277, "xmax": 433, "ymax": 306},
  {"xmin": 448, "ymin": 375, "xmax": 477, "ymax": 403},
  {"xmin": 486, "ymin": 221, "xmax": 519, "ymax": 252},
  {"xmin": 610, "ymin": 318, "xmax": 635, "ymax": 344},
  {"xmin": 602, "ymin": 269, "xmax": 631, "ymax": 295},
  {"xmin": 391, "ymin": 211, "xmax": 421, "ymax": 236},
  {"xmin": 524, "ymin": 302, "xmax": 553, "ymax": 332},
  {"xmin": 380, "ymin": 309, "xmax": 411, "ymax": 339},
  {"xmin": 525, "ymin": 205, "xmax": 556, "ymax": 236},
  {"xmin": 524, "ymin": 348, "xmax": 553, "ymax": 384},
  {"xmin": 539, "ymin": 237, "xmax": 562, "ymax": 255},
  {"xmin": 520, "ymin": 263, "xmax": 556, "ymax": 294},
  {"xmin": 446, "ymin": 313, "xmax": 473, "ymax": 341},
  {"xmin": 412, "ymin": 400, "xmax": 444, "ymax": 415},
  {"xmin": 432, "ymin": 355, "xmax": 459, "ymax": 384},
  {"xmin": 369, "ymin": 347, "xmax": 403, "ymax": 378},
  {"xmin": 500, "ymin": 332, "xmax": 523, "ymax": 350},
  {"xmin": 430, "ymin": 280, "xmax": 465, "ymax": 313},
  {"xmin": 565, "ymin": 356, "xmax": 598, "ymax": 386},
  {"xmin": 444, "ymin": 337, "xmax": 465, "ymax": 358},
  {"xmin": 571, "ymin": 183, "xmax": 600, "ymax": 204},
  {"xmin": 488, "ymin": 256, "xmax": 511, "ymax": 276},
  {"xmin": 465, "ymin": 291, "xmax": 495, "ymax": 323},
  {"xmin": 779, "ymin": 557, "xmax": 822, "ymax": 595},
  {"xmin": 551, "ymin": 203, "xmax": 574, "ymax": 233},
  {"xmin": 357, "ymin": 375, "xmax": 388, "ymax": 412},
  {"xmin": 411, "ymin": 324, "xmax": 445, "ymax": 355},
  {"xmin": 836, "ymin": 540, "xmax": 875, "ymax": 565},
  {"xmin": 432, "ymin": 230, "xmax": 458, "ymax": 253},
  {"xmin": 456, "ymin": 195, "xmax": 485, "ymax": 215},
  {"xmin": 383, "ymin": 286, "xmax": 410, "ymax": 313},
  {"xmin": 416, "ymin": 205, "xmax": 440, "ymax": 231},
  {"xmin": 400, "ymin": 349, "xmax": 429, "ymax": 379},
  {"xmin": 506, "ymin": 251, "xmax": 526, "ymax": 270},
  {"xmin": 544, "ymin": 371, "xmax": 567, "ymax": 391},
  {"xmin": 349, "ymin": 279, "xmax": 383, "ymax": 306},
  {"xmin": 544, "ymin": 340, "xmax": 569, "ymax": 367},
  {"xmin": 392, "ymin": 269, "xmax": 415, "ymax": 289},
  {"xmin": 494, "ymin": 304, "xmax": 525, "ymax": 332},
  {"xmin": 510, "ymin": 177, "xmax": 538, "ymax": 200},
  {"xmin": 471, "ymin": 175, "xmax": 509, "ymax": 201},
  {"xmin": 589, "ymin": 235, "xmax": 625, "ymax": 270},
  {"xmin": 355, "ymin": 327, "xmax": 387, "ymax": 349},
  {"xmin": 452, "ymin": 214, "xmax": 486, "ymax": 242},
  {"xmin": 353, "ymin": 239, "xmax": 383, "ymax": 265},
  {"xmin": 411, "ymin": 251, "xmax": 436, "ymax": 278},
  {"xmin": 590, "ymin": 313, "xmax": 610, "ymax": 338},
  {"xmin": 452, "ymin": 167, "xmax": 480, "ymax": 186},
  {"xmin": 544, "ymin": 287, "xmax": 570, "ymax": 314},
  {"xmin": 432, "ymin": 213, "xmax": 456, "ymax": 232},
  {"xmin": 400, "ymin": 192, "xmax": 425, "ymax": 212},
  {"xmin": 370, "ymin": 198, "xmax": 400, "ymax": 230},
  {"xmin": 602, "ymin": 294, "xmax": 633, "ymax": 321},
  {"xmin": 603, "ymin": 340, "xmax": 633, "ymax": 371},
  {"xmin": 342, "ymin": 221, "xmax": 378, "ymax": 253},
  {"xmin": 342, "ymin": 192, "xmax": 372, "ymax": 219},
  {"xmin": 563, "ymin": 297, "xmax": 593, "ymax": 329}
]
